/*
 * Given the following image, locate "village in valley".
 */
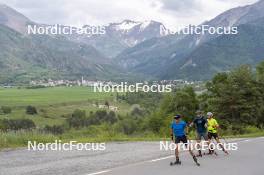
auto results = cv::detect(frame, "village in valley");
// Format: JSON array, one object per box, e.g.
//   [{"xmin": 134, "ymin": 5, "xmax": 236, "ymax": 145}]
[{"xmin": 28, "ymin": 77, "xmax": 202, "ymax": 88}]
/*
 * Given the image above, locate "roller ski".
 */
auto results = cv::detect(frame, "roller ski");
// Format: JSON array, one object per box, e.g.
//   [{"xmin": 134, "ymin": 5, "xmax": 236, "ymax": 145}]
[
  {"xmin": 223, "ymin": 150, "xmax": 229, "ymax": 155},
  {"xmin": 192, "ymin": 155, "xmax": 200, "ymax": 166},
  {"xmin": 170, "ymin": 157, "xmax": 181, "ymax": 166},
  {"xmin": 204, "ymin": 150, "xmax": 218, "ymax": 156}
]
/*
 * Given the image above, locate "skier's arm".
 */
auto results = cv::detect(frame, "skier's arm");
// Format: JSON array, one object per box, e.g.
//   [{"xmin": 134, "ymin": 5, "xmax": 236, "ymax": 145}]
[
  {"xmin": 185, "ymin": 126, "xmax": 189, "ymax": 135},
  {"xmin": 204, "ymin": 118, "xmax": 208, "ymax": 128},
  {"xmin": 189, "ymin": 118, "xmax": 196, "ymax": 127},
  {"xmin": 214, "ymin": 120, "xmax": 219, "ymax": 128}
]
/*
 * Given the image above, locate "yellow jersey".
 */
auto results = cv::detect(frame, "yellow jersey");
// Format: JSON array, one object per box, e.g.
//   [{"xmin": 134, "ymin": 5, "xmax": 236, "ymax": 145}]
[{"xmin": 207, "ymin": 118, "xmax": 218, "ymax": 133}]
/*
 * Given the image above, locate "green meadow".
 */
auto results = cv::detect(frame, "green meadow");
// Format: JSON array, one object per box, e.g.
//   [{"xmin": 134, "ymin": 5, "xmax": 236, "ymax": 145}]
[
  {"xmin": 0, "ymin": 86, "xmax": 112, "ymax": 106},
  {"xmin": 0, "ymin": 86, "xmax": 129, "ymax": 127},
  {"xmin": 0, "ymin": 86, "xmax": 136, "ymax": 149}
]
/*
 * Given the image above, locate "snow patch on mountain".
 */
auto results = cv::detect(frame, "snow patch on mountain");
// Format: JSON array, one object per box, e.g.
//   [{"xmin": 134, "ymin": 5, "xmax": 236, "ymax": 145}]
[
  {"xmin": 140, "ymin": 21, "xmax": 151, "ymax": 31},
  {"xmin": 114, "ymin": 20, "xmax": 140, "ymax": 31}
]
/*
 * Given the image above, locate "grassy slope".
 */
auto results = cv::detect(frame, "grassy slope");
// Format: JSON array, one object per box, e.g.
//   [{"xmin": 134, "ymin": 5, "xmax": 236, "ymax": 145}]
[{"xmin": 0, "ymin": 86, "xmax": 130, "ymax": 126}]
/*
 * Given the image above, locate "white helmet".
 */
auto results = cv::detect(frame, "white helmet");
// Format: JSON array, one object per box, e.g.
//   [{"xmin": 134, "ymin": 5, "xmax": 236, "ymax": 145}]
[{"xmin": 207, "ymin": 112, "xmax": 213, "ymax": 116}]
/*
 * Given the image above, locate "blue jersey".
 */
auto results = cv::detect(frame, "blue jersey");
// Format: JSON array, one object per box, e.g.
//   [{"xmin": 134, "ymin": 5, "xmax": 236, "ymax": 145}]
[
  {"xmin": 193, "ymin": 116, "xmax": 207, "ymax": 133},
  {"xmin": 171, "ymin": 121, "xmax": 187, "ymax": 137}
]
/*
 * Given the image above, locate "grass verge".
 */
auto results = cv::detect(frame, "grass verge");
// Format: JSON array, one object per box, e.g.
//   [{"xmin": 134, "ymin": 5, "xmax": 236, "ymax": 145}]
[{"xmin": 1, "ymin": 130, "xmax": 264, "ymax": 150}]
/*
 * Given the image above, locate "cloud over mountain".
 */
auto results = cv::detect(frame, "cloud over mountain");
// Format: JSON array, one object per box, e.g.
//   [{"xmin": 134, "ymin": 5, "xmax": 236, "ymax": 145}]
[{"xmin": 0, "ymin": 0, "xmax": 258, "ymax": 30}]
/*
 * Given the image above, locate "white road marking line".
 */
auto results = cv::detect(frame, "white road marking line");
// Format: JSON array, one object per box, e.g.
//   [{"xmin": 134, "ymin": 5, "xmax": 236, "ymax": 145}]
[
  {"xmin": 244, "ymin": 139, "xmax": 250, "ymax": 142},
  {"xmin": 86, "ymin": 170, "xmax": 111, "ymax": 175},
  {"xmin": 149, "ymin": 156, "xmax": 174, "ymax": 162}
]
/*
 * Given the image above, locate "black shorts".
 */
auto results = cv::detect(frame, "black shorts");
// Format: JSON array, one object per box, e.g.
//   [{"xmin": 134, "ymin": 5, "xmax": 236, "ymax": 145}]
[
  {"xmin": 196, "ymin": 132, "xmax": 208, "ymax": 140},
  {"xmin": 175, "ymin": 135, "xmax": 188, "ymax": 144},
  {"xmin": 208, "ymin": 132, "xmax": 218, "ymax": 139}
]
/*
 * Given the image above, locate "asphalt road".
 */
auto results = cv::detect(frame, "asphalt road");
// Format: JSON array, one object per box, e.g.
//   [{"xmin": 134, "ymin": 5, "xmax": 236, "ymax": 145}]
[
  {"xmin": 92, "ymin": 137, "xmax": 264, "ymax": 175},
  {"xmin": 0, "ymin": 138, "xmax": 263, "ymax": 175}
]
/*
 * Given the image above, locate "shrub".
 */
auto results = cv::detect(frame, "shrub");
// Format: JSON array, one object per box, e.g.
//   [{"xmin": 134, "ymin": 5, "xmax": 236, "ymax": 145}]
[
  {"xmin": 107, "ymin": 111, "xmax": 118, "ymax": 124},
  {"xmin": 0, "ymin": 119, "xmax": 36, "ymax": 131},
  {"xmin": 87, "ymin": 110, "xmax": 118, "ymax": 125},
  {"xmin": 105, "ymin": 101, "xmax": 110, "ymax": 108},
  {"xmin": 1, "ymin": 106, "xmax": 12, "ymax": 114},
  {"xmin": 44, "ymin": 125, "xmax": 64, "ymax": 135},
  {"xmin": 66, "ymin": 109, "xmax": 86, "ymax": 129},
  {"xmin": 66, "ymin": 109, "xmax": 119, "ymax": 129},
  {"xmin": 148, "ymin": 115, "xmax": 164, "ymax": 133},
  {"xmin": 26, "ymin": 106, "xmax": 38, "ymax": 115},
  {"xmin": 131, "ymin": 106, "xmax": 144, "ymax": 116},
  {"xmin": 118, "ymin": 118, "xmax": 137, "ymax": 135}
]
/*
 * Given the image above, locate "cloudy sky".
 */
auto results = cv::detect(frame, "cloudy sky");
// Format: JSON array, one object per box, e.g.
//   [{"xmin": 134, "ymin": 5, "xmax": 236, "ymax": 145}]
[{"xmin": 0, "ymin": 0, "xmax": 259, "ymax": 30}]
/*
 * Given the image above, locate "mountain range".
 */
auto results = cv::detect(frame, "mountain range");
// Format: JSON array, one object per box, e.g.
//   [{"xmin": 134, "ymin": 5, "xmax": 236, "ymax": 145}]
[
  {"xmin": 0, "ymin": 1, "xmax": 264, "ymax": 83},
  {"xmin": 70, "ymin": 19, "xmax": 169, "ymax": 58},
  {"xmin": 116, "ymin": 0, "xmax": 264, "ymax": 80},
  {"xmin": 0, "ymin": 4, "xmax": 124, "ymax": 83}
]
